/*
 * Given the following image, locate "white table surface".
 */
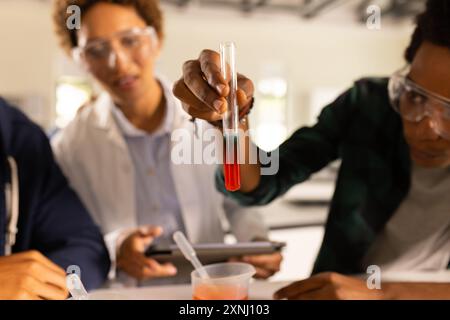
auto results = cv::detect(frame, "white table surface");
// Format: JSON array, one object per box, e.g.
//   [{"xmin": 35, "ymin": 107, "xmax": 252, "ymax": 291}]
[
  {"xmin": 90, "ymin": 271, "xmax": 450, "ymax": 300},
  {"xmin": 90, "ymin": 280, "xmax": 291, "ymax": 300}
]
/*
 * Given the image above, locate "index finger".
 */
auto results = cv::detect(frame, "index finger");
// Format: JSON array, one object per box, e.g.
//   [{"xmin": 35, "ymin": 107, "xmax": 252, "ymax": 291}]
[
  {"xmin": 183, "ymin": 60, "xmax": 226, "ymax": 113},
  {"xmin": 242, "ymin": 254, "xmax": 279, "ymax": 264},
  {"xmin": 25, "ymin": 273, "xmax": 68, "ymax": 300},
  {"xmin": 138, "ymin": 225, "xmax": 163, "ymax": 237},
  {"xmin": 274, "ymin": 275, "xmax": 328, "ymax": 300},
  {"xmin": 199, "ymin": 49, "xmax": 228, "ymax": 96},
  {"xmin": 144, "ymin": 259, "xmax": 177, "ymax": 278},
  {"xmin": 237, "ymin": 74, "xmax": 254, "ymax": 102},
  {"xmin": 11, "ymin": 251, "xmax": 66, "ymax": 276},
  {"xmin": 24, "ymin": 261, "xmax": 68, "ymax": 293}
]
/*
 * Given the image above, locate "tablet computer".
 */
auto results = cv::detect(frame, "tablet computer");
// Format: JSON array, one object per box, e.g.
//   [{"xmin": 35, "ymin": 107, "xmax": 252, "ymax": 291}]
[{"xmin": 144, "ymin": 241, "xmax": 286, "ymax": 265}]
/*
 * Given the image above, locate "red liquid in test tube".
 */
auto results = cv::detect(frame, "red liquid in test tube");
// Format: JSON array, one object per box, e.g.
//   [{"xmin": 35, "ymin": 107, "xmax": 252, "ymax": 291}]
[
  {"xmin": 223, "ymin": 134, "xmax": 240, "ymax": 192},
  {"xmin": 220, "ymin": 42, "xmax": 241, "ymax": 192}
]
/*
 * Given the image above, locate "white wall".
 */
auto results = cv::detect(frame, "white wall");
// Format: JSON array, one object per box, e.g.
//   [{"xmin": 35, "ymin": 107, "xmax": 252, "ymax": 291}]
[
  {"xmin": 0, "ymin": 0, "xmax": 59, "ymax": 128},
  {"xmin": 157, "ymin": 5, "xmax": 414, "ymax": 131},
  {"xmin": 0, "ymin": 1, "xmax": 413, "ymax": 130}
]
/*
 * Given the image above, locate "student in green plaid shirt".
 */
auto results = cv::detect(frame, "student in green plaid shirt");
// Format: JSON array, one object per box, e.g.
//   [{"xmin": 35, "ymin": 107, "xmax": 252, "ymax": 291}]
[{"xmin": 173, "ymin": 0, "xmax": 450, "ymax": 299}]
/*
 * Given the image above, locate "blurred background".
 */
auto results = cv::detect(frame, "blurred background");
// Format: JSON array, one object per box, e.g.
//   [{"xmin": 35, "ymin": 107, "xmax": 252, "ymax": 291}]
[{"xmin": 0, "ymin": 0, "xmax": 424, "ymax": 281}]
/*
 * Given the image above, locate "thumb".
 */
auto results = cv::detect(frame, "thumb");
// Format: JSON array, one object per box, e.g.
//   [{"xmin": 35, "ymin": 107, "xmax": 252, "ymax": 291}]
[
  {"xmin": 132, "ymin": 226, "xmax": 163, "ymax": 250},
  {"xmin": 236, "ymin": 89, "xmax": 248, "ymax": 109},
  {"xmin": 138, "ymin": 225, "xmax": 163, "ymax": 238}
]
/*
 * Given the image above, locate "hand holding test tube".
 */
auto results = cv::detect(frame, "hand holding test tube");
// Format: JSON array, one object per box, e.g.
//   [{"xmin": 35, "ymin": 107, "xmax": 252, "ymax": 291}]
[{"xmin": 173, "ymin": 48, "xmax": 258, "ymax": 193}]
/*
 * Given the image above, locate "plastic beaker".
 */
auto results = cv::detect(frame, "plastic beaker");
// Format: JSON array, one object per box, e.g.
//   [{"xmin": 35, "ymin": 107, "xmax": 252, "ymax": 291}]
[{"xmin": 191, "ymin": 262, "xmax": 256, "ymax": 300}]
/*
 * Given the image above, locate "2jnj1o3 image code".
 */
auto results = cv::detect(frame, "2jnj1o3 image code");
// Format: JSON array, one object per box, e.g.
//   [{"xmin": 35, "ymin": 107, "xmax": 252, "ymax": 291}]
[{"xmin": 178, "ymin": 304, "xmax": 271, "ymax": 318}]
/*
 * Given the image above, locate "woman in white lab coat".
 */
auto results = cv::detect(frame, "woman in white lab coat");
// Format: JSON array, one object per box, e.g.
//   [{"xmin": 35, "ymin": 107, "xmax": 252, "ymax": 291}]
[{"xmin": 51, "ymin": 0, "xmax": 282, "ymax": 286}]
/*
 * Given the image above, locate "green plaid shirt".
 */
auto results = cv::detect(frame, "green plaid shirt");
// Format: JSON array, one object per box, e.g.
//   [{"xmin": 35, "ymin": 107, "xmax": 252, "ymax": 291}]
[{"xmin": 216, "ymin": 77, "xmax": 450, "ymax": 275}]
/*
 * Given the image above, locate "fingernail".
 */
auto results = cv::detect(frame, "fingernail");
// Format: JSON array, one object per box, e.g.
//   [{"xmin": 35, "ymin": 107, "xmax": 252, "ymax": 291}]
[
  {"xmin": 169, "ymin": 266, "xmax": 177, "ymax": 274},
  {"xmin": 213, "ymin": 99, "xmax": 223, "ymax": 112},
  {"xmin": 139, "ymin": 226, "xmax": 149, "ymax": 234},
  {"xmin": 216, "ymin": 84, "xmax": 226, "ymax": 94}
]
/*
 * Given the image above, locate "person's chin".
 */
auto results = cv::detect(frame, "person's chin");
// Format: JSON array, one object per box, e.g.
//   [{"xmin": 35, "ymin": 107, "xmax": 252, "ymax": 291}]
[
  {"xmin": 110, "ymin": 85, "xmax": 143, "ymax": 103},
  {"xmin": 411, "ymin": 153, "xmax": 450, "ymax": 168},
  {"xmin": 111, "ymin": 77, "xmax": 142, "ymax": 97}
]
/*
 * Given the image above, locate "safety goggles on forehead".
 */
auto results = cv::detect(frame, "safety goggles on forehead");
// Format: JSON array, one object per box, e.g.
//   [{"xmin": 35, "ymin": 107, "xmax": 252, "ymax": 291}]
[
  {"xmin": 388, "ymin": 66, "xmax": 450, "ymax": 140},
  {"xmin": 72, "ymin": 26, "xmax": 158, "ymax": 69}
]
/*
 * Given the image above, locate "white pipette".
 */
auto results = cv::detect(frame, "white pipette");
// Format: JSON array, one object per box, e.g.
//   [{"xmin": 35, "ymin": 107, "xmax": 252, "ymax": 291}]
[
  {"xmin": 66, "ymin": 273, "xmax": 89, "ymax": 300},
  {"xmin": 173, "ymin": 231, "xmax": 209, "ymax": 279}
]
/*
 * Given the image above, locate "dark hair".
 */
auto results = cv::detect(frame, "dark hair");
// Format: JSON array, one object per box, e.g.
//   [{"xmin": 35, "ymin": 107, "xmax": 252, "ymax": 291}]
[
  {"xmin": 405, "ymin": 0, "xmax": 450, "ymax": 63},
  {"xmin": 53, "ymin": 0, "xmax": 164, "ymax": 56}
]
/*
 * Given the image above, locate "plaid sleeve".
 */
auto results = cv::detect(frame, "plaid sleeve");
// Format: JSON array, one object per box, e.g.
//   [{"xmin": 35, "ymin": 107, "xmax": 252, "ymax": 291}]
[{"xmin": 215, "ymin": 83, "xmax": 361, "ymax": 206}]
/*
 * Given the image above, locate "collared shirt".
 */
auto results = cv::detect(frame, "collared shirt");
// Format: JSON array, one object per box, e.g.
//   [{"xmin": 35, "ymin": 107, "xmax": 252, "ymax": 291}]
[{"xmin": 111, "ymin": 95, "xmax": 186, "ymax": 246}]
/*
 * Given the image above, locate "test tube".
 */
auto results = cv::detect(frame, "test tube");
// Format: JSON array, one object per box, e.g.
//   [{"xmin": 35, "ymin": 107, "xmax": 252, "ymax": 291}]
[{"xmin": 220, "ymin": 42, "xmax": 241, "ymax": 192}]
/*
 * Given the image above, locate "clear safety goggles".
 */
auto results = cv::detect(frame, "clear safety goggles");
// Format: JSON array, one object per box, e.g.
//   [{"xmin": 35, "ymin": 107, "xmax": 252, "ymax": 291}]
[
  {"xmin": 388, "ymin": 66, "xmax": 450, "ymax": 140},
  {"xmin": 72, "ymin": 26, "xmax": 158, "ymax": 71}
]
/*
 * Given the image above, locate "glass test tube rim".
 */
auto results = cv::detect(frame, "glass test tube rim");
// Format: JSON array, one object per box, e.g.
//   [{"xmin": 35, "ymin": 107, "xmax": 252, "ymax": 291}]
[{"xmin": 220, "ymin": 41, "xmax": 239, "ymax": 137}]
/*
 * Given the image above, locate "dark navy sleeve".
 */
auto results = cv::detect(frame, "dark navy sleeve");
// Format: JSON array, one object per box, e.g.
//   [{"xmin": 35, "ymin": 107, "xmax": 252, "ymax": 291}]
[{"xmin": 30, "ymin": 130, "xmax": 110, "ymax": 291}]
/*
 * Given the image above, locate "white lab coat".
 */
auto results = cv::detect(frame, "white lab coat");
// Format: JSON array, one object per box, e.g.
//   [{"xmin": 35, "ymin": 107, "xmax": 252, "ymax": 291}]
[{"xmin": 51, "ymin": 78, "xmax": 268, "ymax": 285}]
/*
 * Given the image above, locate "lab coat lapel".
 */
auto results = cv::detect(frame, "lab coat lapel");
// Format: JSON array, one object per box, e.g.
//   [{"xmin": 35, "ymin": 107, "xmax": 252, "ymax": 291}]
[
  {"xmin": 93, "ymin": 94, "xmax": 128, "ymax": 151},
  {"xmin": 92, "ymin": 94, "xmax": 137, "ymax": 231},
  {"xmin": 169, "ymin": 99, "xmax": 204, "ymax": 243}
]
